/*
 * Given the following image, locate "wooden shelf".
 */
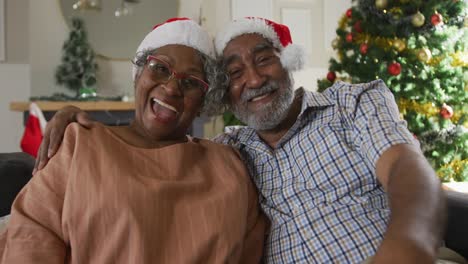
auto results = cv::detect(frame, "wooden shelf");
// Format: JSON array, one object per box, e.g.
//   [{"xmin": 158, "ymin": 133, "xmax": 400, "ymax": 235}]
[{"xmin": 10, "ymin": 101, "xmax": 135, "ymax": 112}]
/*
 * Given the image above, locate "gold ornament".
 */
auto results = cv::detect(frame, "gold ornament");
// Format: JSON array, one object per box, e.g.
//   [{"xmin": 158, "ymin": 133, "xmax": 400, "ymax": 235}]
[
  {"xmin": 417, "ymin": 48, "xmax": 432, "ymax": 62},
  {"xmin": 412, "ymin": 11, "xmax": 425, "ymax": 27},
  {"xmin": 390, "ymin": 7, "xmax": 403, "ymax": 19},
  {"xmin": 332, "ymin": 38, "xmax": 340, "ymax": 49},
  {"xmin": 393, "ymin": 39, "xmax": 406, "ymax": 52},
  {"xmin": 375, "ymin": 0, "xmax": 388, "ymax": 10}
]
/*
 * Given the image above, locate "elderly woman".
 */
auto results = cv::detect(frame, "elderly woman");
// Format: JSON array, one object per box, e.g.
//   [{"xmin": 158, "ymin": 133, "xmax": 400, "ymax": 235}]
[{"xmin": 0, "ymin": 18, "xmax": 266, "ymax": 263}]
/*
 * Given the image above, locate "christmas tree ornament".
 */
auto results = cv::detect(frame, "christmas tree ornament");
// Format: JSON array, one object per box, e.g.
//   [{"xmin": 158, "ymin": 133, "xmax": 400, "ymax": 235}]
[
  {"xmin": 332, "ymin": 38, "xmax": 340, "ymax": 49},
  {"xmin": 387, "ymin": 62, "xmax": 402, "ymax": 75},
  {"xmin": 346, "ymin": 33, "xmax": 354, "ymax": 42},
  {"xmin": 346, "ymin": 49, "xmax": 355, "ymax": 57},
  {"xmin": 393, "ymin": 39, "xmax": 406, "ymax": 52},
  {"xmin": 354, "ymin": 21, "xmax": 363, "ymax": 33},
  {"xmin": 346, "ymin": 8, "xmax": 352, "ymax": 18},
  {"xmin": 360, "ymin": 43, "xmax": 369, "ymax": 54},
  {"xmin": 440, "ymin": 103, "xmax": 454, "ymax": 119},
  {"xmin": 327, "ymin": 71, "xmax": 337, "ymax": 82},
  {"xmin": 390, "ymin": 7, "xmax": 403, "ymax": 20},
  {"xmin": 417, "ymin": 48, "xmax": 432, "ymax": 62},
  {"xmin": 431, "ymin": 13, "xmax": 444, "ymax": 26},
  {"xmin": 375, "ymin": 0, "xmax": 388, "ymax": 10},
  {"xmin": 412, "ymin": 11, "xmax": 425, "ymax": 27}
]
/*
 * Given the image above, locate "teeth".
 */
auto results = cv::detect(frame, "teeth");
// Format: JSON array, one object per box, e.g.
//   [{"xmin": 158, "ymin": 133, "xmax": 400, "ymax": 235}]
[
  {"xmin": 251, "ymin": 93, "xmax": 270, "ymax": 102},
  {"xmin": 152, "ymin": 98, "xmax": 178, "ymax": 113}
]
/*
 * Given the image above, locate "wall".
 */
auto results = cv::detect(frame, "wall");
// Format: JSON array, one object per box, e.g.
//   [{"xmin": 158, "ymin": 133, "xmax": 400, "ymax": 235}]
[{"xmin": 0, "ymin": 0, "xmax": 30, "ymax": 152}]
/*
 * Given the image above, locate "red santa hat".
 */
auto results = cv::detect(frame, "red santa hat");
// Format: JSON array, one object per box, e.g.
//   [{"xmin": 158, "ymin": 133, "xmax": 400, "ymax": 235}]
[
  {"xmin": 20, "ymin": 103, "xmax": 47, "ymax": 158},
  {"xmin": 215, "ymin": 17, "xmax": 305, "ymax": 71},
  {"xmin": 132, "ymin": 17, "xmax": 215, "ymax": 80}
]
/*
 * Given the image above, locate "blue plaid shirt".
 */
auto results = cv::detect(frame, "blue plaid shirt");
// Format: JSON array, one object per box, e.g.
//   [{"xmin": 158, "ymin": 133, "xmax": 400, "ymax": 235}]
[{"xmin": 214, "ymin": 80, "xmax": 417, "ymax": 263}]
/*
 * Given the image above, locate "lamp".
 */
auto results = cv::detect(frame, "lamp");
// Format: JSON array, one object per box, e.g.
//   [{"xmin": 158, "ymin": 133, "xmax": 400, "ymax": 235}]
[
  {"xmin": 72, "ymin": 0, "xmax": 100, "ymax": 11},
  {"xmin": 115, "ymin": 0, "xmax": 140, "ymax": 17},
  {"xmin": 72, "ymin": 0, "xmax": 141, "ymax": 18}
]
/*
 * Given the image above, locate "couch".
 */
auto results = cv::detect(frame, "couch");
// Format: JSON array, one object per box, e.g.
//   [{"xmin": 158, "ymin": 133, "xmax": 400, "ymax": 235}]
[
  {"xmin": 0, "ymin": 152, "xmax": 34, "ymax": 217},
  {"xmin": 0, "ymin": 152, "xmax": 467, "ymax": 260}
]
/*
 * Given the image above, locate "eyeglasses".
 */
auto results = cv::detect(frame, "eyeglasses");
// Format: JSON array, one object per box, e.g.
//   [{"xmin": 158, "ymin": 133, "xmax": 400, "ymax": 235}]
[{"xmin": 145, "ymin": 55, "xmax": 209, "ymax": 94}]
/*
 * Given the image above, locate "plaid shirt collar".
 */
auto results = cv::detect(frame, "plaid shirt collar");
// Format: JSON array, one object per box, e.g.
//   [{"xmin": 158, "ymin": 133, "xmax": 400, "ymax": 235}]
[{"xmin": 233, "ymin": 87, "xmax": 335, "ymax": 150}]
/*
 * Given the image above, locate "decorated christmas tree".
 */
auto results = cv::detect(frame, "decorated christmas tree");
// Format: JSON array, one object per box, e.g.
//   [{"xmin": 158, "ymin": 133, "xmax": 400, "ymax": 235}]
[
  {"xmin": 55, "ymin": 17, "xmax": 98, "ymax": 98},
  {"xmin": 318, "ymin": 0, "xmax": 467, "ymax": 182}
]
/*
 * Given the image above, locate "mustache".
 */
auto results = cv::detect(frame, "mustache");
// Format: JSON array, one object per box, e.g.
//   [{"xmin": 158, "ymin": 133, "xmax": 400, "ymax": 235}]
[{"xmin": 240, "ymin": 81, "xmax": 280, "ymax": 103}]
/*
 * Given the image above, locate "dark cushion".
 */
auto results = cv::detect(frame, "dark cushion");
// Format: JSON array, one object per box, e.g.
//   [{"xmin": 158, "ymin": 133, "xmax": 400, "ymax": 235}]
[
  {"xmin": 445, "ymin": 190, "xmax": 468, "ymax": 260},
  {"xmin": 0, "ymin": 152, "xmax": 35, "ymax": 216}
]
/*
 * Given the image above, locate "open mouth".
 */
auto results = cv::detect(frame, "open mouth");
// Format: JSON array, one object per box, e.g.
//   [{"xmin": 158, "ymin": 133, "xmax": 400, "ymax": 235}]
[
  {"xmin": 248, "ymin": 90, "xmax": 276, "ymax": 102},
  {"xmin": 151, "ymin": 98, "xmax": 178, "ymax": 113},
  {"xmin": 150, "ymin": 98, "xmax": 179, "ymax": 123}
]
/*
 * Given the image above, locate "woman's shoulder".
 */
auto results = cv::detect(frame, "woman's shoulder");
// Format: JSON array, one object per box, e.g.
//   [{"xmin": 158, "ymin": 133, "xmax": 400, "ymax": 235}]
[
  {"xmin": 65, "ymin": 122, "xmax": 109, "ymax": 136},
  {"xmin": 62, "ymin": 123, "xmax": 110, "ymax": 148},
  {"xmin": 190, "ymin": 137, "xmax": 235, "ymax": 152},
  {"xmin": 190, "ymin": 137, "xmax": 245, "ymax": 164}
]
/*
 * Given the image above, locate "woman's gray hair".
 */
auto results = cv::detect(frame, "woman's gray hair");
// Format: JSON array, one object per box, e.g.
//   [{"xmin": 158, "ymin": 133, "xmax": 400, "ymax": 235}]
[{"xmin": 132, "ymin": 48, "xmax": 230, "ymax": 116}]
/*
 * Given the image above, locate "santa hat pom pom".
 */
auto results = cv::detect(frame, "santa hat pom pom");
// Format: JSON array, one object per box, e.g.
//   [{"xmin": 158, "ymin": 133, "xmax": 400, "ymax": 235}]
[{"xmin": 280, "ymin": 44, "xmax": 305, "ymax": 71}]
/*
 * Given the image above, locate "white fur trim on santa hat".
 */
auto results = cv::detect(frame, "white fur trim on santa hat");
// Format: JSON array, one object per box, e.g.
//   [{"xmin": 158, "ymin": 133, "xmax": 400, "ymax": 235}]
[
  {"xmin": 280, "ymin": 44, "xmax": 305, "ymax": 72},
  {"xmin": 132, "ymin": 19, "xmax": 214, "ymax": 80},
  {"xmin": 215, "ymin": 17, "xmax": 305, "ymax": 71},
  {"xmin": 215, "ymin": 18, "xmax": 282, "ymax": 55}
]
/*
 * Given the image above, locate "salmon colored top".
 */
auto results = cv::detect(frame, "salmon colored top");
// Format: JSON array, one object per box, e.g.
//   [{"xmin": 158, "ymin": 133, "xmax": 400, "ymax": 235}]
[{"xmin": 1, "ymin": 123, "xmax": 266, "ymax": 263}]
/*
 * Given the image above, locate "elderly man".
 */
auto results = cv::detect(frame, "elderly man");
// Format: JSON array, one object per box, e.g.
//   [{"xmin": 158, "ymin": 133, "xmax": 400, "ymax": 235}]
[{"xmin": 34, "ymin": 18, "xmax": 446, "ymax": 263}]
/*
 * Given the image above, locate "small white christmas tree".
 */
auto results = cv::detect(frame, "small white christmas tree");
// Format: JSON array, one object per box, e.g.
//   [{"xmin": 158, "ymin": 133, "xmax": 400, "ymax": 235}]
[{"xmin": 55, "ymin": 17, "xmax": 98, "ymax": 98}]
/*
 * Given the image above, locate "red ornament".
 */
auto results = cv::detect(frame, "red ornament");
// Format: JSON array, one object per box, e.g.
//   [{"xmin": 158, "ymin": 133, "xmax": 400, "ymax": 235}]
[
  {"xmin": 387, "ymin": 62, "xmax": 401, "ymax": 76},
  {"xmin": 327, "ymin": 71, "xmax": 337, "ymax": 82},
  {"xmin": 346, "ymin": 33, "xmax": 353, "ymax": 43},
  {"xmin": 440, "ymin": 103, "xmax": 454, "ymax": 119},
  {"xmin": 431, "ymin": 13, "xmax": 443, "ymax": 26},
  {"xmin": 346, "ymin": 8, "xmax": 352, "ymax": 18},
  {"xmin": 354, "ymin": 20, "xmax": 363, "ymax": 33},
  {"xmin": 360, "ymin": 43, "xmax": 368, "ymax": 54}
]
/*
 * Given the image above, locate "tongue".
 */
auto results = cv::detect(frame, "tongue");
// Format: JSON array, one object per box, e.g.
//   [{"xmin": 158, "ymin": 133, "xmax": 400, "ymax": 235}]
[{"xmin": 152, "ymin": 102, "xmax": 177, "ymax": 123}]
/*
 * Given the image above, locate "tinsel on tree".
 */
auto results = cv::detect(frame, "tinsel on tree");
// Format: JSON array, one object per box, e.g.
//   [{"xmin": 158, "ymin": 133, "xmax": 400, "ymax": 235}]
[
  {"xmin": 318, "ymin": 0, "xmax": 467, "ymax": 182},
  {"xmin": 55, "ymin": 17, "xmax": 98, "ymax": 98}
]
